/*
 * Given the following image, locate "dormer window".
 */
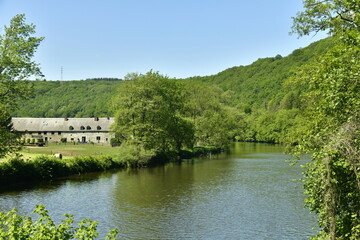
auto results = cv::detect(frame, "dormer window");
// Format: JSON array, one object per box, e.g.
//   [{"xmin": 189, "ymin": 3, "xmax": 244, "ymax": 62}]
[
  {"xmin": 97, "ymin": 126, "xmax": 101, "ymax": 130},
  {"xmin": 86, "ymin": 126, "xmax": 91, "ymax": 130},
  {"xmin": 69, "ymin": 126, "xmax": 74, "ymax": 130},
  {"xmin": 80, "ymin": 126, "xmax": 85, "ymax": 130}
]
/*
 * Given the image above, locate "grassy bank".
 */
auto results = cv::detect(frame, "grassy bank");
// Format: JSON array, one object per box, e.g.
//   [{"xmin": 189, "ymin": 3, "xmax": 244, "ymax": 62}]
[
  {"xmin": 18, "ymin": 143, "xmax": 119, "ymax": 159},
  {"xmin": 0, "ymin": 144, "xmax": 221, "ymax": 186}
]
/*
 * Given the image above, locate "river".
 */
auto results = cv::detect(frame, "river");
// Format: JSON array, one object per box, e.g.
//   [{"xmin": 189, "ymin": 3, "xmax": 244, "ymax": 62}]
[{"xmin": 0, "ymin": 142, "xmax": 317, "ymax": 239}]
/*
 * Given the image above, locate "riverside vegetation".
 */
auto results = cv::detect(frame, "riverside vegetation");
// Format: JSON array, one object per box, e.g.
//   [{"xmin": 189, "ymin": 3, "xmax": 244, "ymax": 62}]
[{"xmin": 1, "ymin": 0, "xmax": 360, "ymax": 238}]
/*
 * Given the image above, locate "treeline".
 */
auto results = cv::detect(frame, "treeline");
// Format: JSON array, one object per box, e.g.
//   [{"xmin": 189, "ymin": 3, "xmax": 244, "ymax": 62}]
[
  {"xmin": 13, "ymin": 80, "xmax": 120, "ymax": 117},
  {"xmin": 85, "ymin": 77, "xmax": 122, "ymax": 81}
]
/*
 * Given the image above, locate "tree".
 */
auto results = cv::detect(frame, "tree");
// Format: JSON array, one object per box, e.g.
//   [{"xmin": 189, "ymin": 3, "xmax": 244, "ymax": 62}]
[
  {"xmin": 181, "ymin": 81, "xmax": 240, "ymax": 148},
  {"xmin": 0, "ymin": 14, "xmax": 44, "ymax": 158},
  {"xmin": 291, "ymin": 0, "xmax": 360, "ymax": 37},
  {"xmin": 291, "ymin": 1, "xmax": 360, "ymax": 239},
  {"xmin": 111, "ymin": 71, "xmax": 194, "ymax": 155}
]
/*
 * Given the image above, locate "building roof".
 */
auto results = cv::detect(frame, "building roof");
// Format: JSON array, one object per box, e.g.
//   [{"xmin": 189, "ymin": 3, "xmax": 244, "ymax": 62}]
[{"xmin": 12, "ymin": 117, "xmax": 114, "ymax": 132}]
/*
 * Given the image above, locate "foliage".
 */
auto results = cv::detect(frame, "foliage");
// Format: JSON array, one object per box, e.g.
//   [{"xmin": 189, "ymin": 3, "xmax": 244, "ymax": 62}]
[
  {"xmin": 291, "ymin": 0, "xmax": 360, "ymax": 37},
  {"xmin": 181, "ymin": 81, "xmax": 241, "ymax": 148},
  {"xmin": 0, "ymin": 14, "xmax": 43, "ymax": 158},
  {"xmin": 111, "ymin": 71, "xmax": 194, "ymax": 154},
  {"xmin": 0, "ymin": 108, "xmax": 20, "ymax": 157},
  {"xmin": 0, "ymin": 205, "xmax": 118, "ymax": 239},
  {"xmin": 110, "ymin": 138, "xmax": 121, "ymax": 147},
  {"xmin": 13, "ymin": 80, "xmax": 120, "ymax": 118},
  {"xmin": 116, "ymin": 141, "xmax": 156, "ymax": 168},
  {"xmin": 290, "ymin": 1, "xmax": 360, "ymax": 239},
  {"xmin": 0, "ymin": 154, "xmax": 124, "ymax": 185},
  {"xmin": 186, "ymin": 38, "xmax": 333, "ymax": 109}
]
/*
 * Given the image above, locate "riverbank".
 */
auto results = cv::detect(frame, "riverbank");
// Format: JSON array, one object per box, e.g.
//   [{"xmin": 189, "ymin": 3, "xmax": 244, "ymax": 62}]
[{"xmin": 0, "ymin": 145, "xmax": 221, "ymax": 187}]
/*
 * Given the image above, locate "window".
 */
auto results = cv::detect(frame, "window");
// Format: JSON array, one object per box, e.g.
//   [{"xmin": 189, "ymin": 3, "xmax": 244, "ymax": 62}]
[
  {"xmin": 71, "ymin": 138, "xmax": 74, "ymax": 141},
  {"xmin": 97, "ymin": 126, "xmax": 101, "ymax": 130},
  {"xmin": 86, "ymin": 126, "xmax": 91, "ymax": 130},
  {"xmin": 80, "ymin": 126, "xmax": 85, "ymax": 130},
  {"xmin": 69, "ymin": 126, "xmax": 74, "ymax": 130},
  {"xmin": 96, "ymin": 136, "xmax": 101, "ymax": 141},
  {"xmin": 51, "ymin": 132, "xmax": 55, "ymax": 135},
  {"xmin": 58, "ymin": 132, "xmax": 61, "ymax": 135},
  {"xmin": 44, "ymin": 132, "xmax": 47, "ymax": 135}
]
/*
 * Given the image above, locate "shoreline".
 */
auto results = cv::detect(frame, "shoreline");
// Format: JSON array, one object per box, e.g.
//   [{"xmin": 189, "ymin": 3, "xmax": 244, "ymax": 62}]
[{"xmin": 0, "ymin": 146, "xmax": 221, "ymax": 190}]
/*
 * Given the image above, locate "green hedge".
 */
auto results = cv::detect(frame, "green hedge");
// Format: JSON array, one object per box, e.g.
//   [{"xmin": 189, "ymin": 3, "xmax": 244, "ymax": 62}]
[{"xmin": 0, "ymin": 155, "xmax": 125, "ymax": 185}]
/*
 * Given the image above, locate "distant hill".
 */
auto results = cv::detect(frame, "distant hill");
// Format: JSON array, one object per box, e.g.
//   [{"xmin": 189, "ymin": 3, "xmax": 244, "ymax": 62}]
[
  {"xmin": 13, "ymin": 37, "xmax": 334, "ymax": 118},
  {"xmin": 186, "ymin": 37, "xmax": 334, "ymax": 109},
  {"xmin": 13, "ymin": 80, "xmax": 121, "ymax": 117}
]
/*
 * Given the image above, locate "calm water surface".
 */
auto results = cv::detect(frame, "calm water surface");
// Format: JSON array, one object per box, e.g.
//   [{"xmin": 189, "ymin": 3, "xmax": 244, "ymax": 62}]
[{"xmin": 0, "ymin": 143, "xmax": 317, "ymax": 239}]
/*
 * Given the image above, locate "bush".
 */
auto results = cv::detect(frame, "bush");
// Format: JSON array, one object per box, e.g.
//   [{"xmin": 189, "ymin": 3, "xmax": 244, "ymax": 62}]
[
  {"xmin": 32, "ymin": 156, "xmax": 67, "ymax": 179},
  {"xmin": 0, "ymin": 205, "xmax": 118, "ymax": 239},
  {"xmin": 0, "ymin": 155, "xmax": 124, "ymax": 185},
  {"xmin": 110, "ymin": 138, "xmax": 121, "ymax": 147},
  {"xmin": 117, "ymin": 142, "xmax": 155, "ymax": 167}
]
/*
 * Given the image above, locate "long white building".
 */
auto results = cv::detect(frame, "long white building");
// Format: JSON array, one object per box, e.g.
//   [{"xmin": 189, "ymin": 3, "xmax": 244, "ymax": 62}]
[{"xmin": 12, "ymin": 117, "xmax": 115, "ymax": 144}]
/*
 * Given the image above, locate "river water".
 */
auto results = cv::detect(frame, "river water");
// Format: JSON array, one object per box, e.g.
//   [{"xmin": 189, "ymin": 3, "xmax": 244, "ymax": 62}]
[{"xmin": 0, "ymin": 143, "xmax": 317, "ymax": 239}]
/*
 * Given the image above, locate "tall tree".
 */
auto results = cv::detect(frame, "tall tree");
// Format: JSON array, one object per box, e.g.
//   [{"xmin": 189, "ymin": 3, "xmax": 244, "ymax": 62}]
[
  {"xmin": 291, "ymin": 1, "xmax": 360, "ymax": 239},
  {"xmin": 0, "ymin": 14, "xmax": 44, "ymax": 158},
  {"xmin": 111, "ymin": 71, "xmax": 194, "ymax": 154},
  {"xmin": 181, "ymin": 81, "xmax": 240, "ymax": 148}
]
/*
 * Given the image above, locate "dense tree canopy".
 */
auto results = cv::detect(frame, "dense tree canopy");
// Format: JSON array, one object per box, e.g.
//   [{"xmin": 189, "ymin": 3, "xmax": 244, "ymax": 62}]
[
  {"xmin": 291, "ymin": 0, "xmax": 360, "ymax": 36},
  {"xmin": 13, "ymin": 80, "xmax": 120, "ymax": 118},
  {"xmin": 111, "ymin": 71, "xmax": 194, "ymax": 154},
  {"xmin": 291, "ymin": 1, "xmax": 360, "ymax": 239},
  {"xmin": 0, "ymin": 14, "xmax": 43, "ymax": 158},
  {"xmin": 181, "ymin": 81, "xmax": 240, "ymax": 148}
]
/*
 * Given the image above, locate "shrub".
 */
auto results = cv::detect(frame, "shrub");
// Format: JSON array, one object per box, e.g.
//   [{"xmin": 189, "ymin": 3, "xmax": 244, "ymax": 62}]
[
  {"xmin": 0, "ymin": 205, "xmax": 118, "ymax": 239},
  {"xmin": 0, "ymin": 155, "xmax": 124, "ymax": 185},
  {"xmin": 110, "ymin": 138, "xmax": 121, "ymax": 147},
  {"xmin": 117, "ymin": 142, "xmax": 155, "ymax": 167},
  {"xmin": 32, "ymin": 156, "xmax": 67, "ymax": 179}
]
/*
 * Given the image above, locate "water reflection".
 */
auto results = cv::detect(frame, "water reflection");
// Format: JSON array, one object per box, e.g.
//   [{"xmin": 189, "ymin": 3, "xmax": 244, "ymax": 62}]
[{"xmin": 0, "ymin": 143, "xmax": 317, "ymax": 239}]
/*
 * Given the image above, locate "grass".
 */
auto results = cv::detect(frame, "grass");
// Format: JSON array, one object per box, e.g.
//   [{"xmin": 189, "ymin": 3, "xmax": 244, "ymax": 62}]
[{"xmin": 17, "ymin": 143, "xmax": 120, "ymax": 160}]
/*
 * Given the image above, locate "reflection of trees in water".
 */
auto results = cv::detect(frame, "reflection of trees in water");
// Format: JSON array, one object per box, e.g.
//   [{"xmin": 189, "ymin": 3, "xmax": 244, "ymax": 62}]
[{"xmin": 110, "ymin": 151, "xmax": 236, "ymax": 238}]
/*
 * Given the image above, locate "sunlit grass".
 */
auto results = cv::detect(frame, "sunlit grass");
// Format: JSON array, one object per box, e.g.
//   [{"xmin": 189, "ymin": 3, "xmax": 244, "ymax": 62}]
[{"xmin": 17, "ymin": 143, "xmax": 120, "ymax": 160}]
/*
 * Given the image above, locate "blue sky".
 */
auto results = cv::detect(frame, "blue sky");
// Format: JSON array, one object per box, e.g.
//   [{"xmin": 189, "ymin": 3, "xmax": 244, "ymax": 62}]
[{"xmin": 0, "ymin": 0, "xmax": 326, "ymax": 80}]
